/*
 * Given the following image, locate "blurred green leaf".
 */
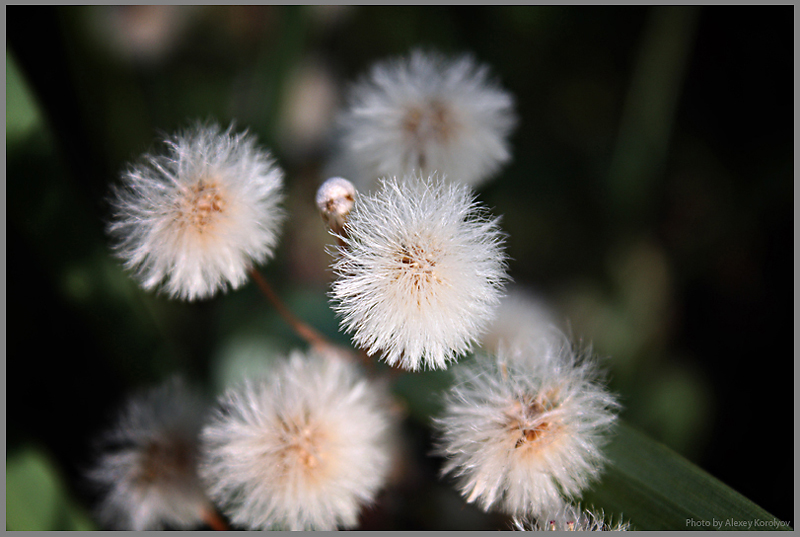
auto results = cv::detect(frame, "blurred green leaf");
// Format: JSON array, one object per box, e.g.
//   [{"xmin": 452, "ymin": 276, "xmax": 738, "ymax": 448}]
[
  {"xmin": 6, "ymin": 50, "xmax": 43, "ymax": 143},
  {"xmin": 7, "ymin": 447, "xmax": 60, "ymax": 530},
  {"xmin": 583, "ymin": 422, "xmax": 790, "ymax": 531},
  {"xmin": 6, "ymin": 446, "xmax": 96, "ymax": 531}
]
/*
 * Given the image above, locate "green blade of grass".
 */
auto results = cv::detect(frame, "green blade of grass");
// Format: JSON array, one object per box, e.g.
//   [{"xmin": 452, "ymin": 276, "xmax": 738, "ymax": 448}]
[{"xmin": 582, "ymin": 421, "xmax": 791, "ymax": 531}]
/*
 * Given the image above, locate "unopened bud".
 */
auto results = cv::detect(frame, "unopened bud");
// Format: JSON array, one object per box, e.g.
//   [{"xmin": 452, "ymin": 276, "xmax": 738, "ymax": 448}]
[{"xmin": 316, "ymin": 177, "xmax": 357, "ymax": 236}]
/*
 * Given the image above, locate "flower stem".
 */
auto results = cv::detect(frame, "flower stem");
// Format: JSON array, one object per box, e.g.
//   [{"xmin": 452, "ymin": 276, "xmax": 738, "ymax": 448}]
[
  {"xmin": 248, "ymin": 267, "xmax": 332, "ymax": 353},
  {"xmin": 249, "ymin": 268, "xmax": 395, "ymax": 378},
  {"xmin": 201, "ymin": 506, "xmax": 229, "ymax": 531}
]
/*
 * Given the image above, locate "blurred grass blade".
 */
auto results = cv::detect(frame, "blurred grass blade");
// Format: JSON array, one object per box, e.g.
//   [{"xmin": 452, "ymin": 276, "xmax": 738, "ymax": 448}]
[
  {"xmin": 607, "ymin": 6, "xmax": 699, "ymax": 219},
  {"xmin": 583, "ymin": 421, "xmax": 791, "ymax": 530}
]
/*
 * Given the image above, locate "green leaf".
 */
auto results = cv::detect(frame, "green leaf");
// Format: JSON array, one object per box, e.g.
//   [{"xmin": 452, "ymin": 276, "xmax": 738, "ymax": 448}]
[
  {"xmin": 6, "ymin": 447, "xmax": 61, "ymax": 530},
  {"xmin": 6, "ymin": 50, "xmax": 43, "ymax": 143},
  {"xmin": 582, "ymin": 421, "xmax": 791, "ymax": 531},
  {"xmin": 6, "ymin": 446, "xmax": 96, "ymax": 531}
]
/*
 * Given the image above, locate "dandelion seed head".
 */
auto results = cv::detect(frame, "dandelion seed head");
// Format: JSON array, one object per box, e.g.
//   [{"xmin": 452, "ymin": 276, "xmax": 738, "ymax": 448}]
[
  {"xmin": 107, "ymin": 121, "xmax": 285, "ymax": 300},
  {"xmin": 512, "ymin": 503, "xmax": 630, "ymax": 531},
  {"xmin": 199, "ymin": 352, "xmax": 397, "ymax": 530},
  {"xmin": 87, "ymin": 379, "xmax": 209, "ymax": 530},
  {"xmin": 330, "ymin": 175, "xmax": 508, "ymax": 371},
  {"xmin": 336, "ymin": 49, "xmax": 517, "ymax": 190},
  {"xmin": 435, "ymin": 333, "xmax": 619, "ymax": 517}
]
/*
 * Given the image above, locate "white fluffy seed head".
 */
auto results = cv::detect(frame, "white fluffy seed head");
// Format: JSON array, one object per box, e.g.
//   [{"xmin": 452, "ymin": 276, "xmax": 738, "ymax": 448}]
[
  {"xmin": 199, "ymin": 352, "xmax": 397, "ymax": 531},
  {"xmin": 335, "ymin": 49, "xmax": 517, "ymax": 190},
  {"xmin": 316, "ymin": 176, "xmax": 357, "ymax": 235},
  {"xmin": 107, "ymin": 121, "xmax": 285, "ymax": 301},
  {"xmin": 434, "ymin": 333, "xmax": 620, "ymax": 517},
  {"xmin": 87, "ymin": 378, "xmax": 210, "ymax": 530},
  {"xmin": 512, "ymin": 503, "xmax": 630, "ymax": 531},
  {"xmin": 330, "ymin": 175, "xmax": 508, "ymax": 371}
]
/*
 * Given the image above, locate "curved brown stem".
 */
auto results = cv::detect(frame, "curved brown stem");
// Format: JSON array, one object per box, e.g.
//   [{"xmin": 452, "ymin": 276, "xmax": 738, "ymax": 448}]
[
  {"xmin": 249, "ymin": 268, "xmax": 332, "ymax": 353},
  {"xmin": 358, "ymin": 347, "xmax": 376, "ymax": 372},
  {"xmin": 201, "ymin": 506, "xmax": 229, "ymax": 531},
  {"xmin": 358, "ymin": 348, "xmax": 409, "ymax": 380},
  {"xmin": 249, "ymin": 268, "xmax": 405, "ymax": 383}
]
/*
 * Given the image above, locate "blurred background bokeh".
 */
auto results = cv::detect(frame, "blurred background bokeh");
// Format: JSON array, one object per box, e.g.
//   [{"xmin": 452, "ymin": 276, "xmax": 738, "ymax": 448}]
[{"xmin": 7, "ymin": 6, "xmax": 793, "ymax": 530}]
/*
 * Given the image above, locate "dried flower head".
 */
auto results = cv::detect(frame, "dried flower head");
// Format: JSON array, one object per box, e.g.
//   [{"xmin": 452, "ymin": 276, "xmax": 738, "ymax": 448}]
[
  {"xmin": 316, "ymin": 176, "xmax": 357, "ymax": 235},
  {"xmin": 87, "ymin": 379, "xmax": 211, "ymax": 530},
  {"xmin": 513, "ymin": 503, "xmax": 630, "ymax": 531},
  {"xmin": 335, "ymin": 49, "xmax": 516, "ymax": 190},
  {"xmin": 330, "ymin": 175, "xmax": 508, "ymax": 371},
  {"xmin": 200, "ymin": 352, "xmax": 397, "ymax": 530},
  {"xmin": 434, "ymin": 334, "xmax": 619, "ymax": 517},
  {"xmin": 107, "ymin": 122, "xmax": 285, "ymax": 301}
]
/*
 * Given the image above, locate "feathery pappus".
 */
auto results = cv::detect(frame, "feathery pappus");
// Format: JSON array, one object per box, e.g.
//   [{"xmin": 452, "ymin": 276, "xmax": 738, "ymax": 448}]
[
  {"xmin": 200, "ymin": 352, "xmax": 397, "ymax": 530},
  {"xmin": 87, "ymin": 378, "xmax": 211, "ymax": 530},
  {"xmin": 107, "ymin": 121, "xmax": 285, "ymax": 300},
  {"xmin": 330, "ymin": 175, "xmax": 508, "ymax": 371},
  {"xmin": 512, "ymin": 503, "xmax": 630, "ymax": 531},
  {"xmin": 435, "ymin": 333, "xmax": 619, "ymax": 517},
  {"xmin": 335, "ymin": 49, "xmax": 517, "ymax": 190}
]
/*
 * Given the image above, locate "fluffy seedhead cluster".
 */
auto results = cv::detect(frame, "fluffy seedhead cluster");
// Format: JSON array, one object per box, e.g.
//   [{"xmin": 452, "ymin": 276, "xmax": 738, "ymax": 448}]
[
  {"xmin": 335, "ymin": 49, "xmax": 517, "ymax": 190},
  {"xmin": 199, "ymin": 352, "xmax": 396, "ymax": 530},
  {"xmin": 513, "ymin": 504, "xmax": 630, "ymax": 531},
  {"xmin": 435, "ymin": 333, "xmax": 619, "ymax": 517},
  {"xmin": 330, "ymin": 175, "xmax": 508, "ymax": 371},
  {"xmin": 93, "ymin": 46, "xmax": 629, "ymax": 532},
  {"xmin": 107, "ymin": 122, "xmax": 285, "ymax": 300},
  {"xmin": 87, "ymin": 379, "xmax": 210, "ymax": 531}
]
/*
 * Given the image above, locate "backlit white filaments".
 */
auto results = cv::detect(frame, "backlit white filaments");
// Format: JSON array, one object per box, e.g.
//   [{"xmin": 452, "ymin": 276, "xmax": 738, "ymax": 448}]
[{"xmin": 330, "ymin": 175, "xmax": 508, "ymax": 371}]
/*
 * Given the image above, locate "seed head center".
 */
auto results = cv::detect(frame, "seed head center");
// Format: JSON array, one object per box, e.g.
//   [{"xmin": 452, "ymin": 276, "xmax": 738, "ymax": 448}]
[
  {"xmin": 137, "ymin": 438, "xmax": 193, "ymax": 486},
  {"xmin": 278, "ymin": 418, "xmax": 323, "ymax": 472},
  {"xmin": 180, "ymin": 180, "xmax": 225, "ymax": 231},
  {"xmin": 402, "ymin": 100, "xmax": 457, "ymax": 145},
  {"xmin": 396, "ymin": 243, "xmax": 441, "ymax": 291},
  {"xmin": 505, "ymin": 390, "xmax": 561, "ymax": 449}
]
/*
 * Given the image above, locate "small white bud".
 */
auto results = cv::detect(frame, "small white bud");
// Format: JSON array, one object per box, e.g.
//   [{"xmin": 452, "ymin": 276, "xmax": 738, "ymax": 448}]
[{"xmin": 315, "ymin": 176, "xmax": 356, "ymax": 235}]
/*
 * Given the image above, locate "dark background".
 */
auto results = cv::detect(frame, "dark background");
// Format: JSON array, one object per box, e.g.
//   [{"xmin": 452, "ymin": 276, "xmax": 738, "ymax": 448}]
[{"xmin": 7, "ymin": 6, "xmax": 793, "ymax": 530}]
